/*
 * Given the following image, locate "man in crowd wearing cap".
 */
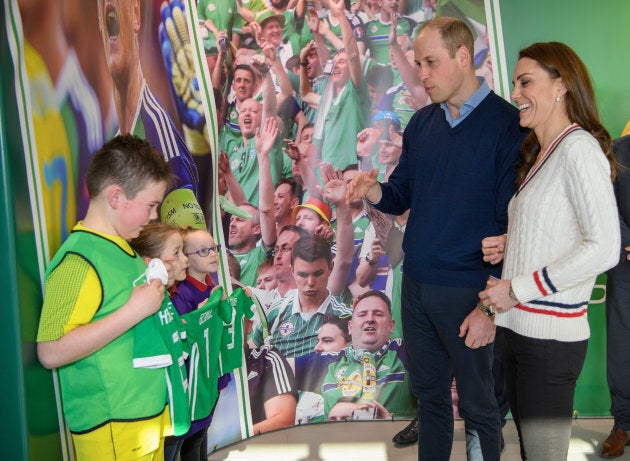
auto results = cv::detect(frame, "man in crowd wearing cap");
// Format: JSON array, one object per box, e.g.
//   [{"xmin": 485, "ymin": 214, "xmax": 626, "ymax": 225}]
[
  {"xmin": 293, "ymin": 197, "xmax": 333, "ymax": 236},
  {"xmin": 356, "ymin": 110, "xmax": 404, "ymax": 180},
  {"xmin": 239, "ymin": 1, "xmax": 310, "ymax": 66}
]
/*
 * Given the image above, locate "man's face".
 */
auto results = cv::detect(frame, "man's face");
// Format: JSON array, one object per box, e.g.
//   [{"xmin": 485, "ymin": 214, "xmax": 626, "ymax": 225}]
[
  {"xmin": 331, "ymin": 51, "xmax": 351, "ymax": 87},
  {"xmin": 381, "ymin": 0, "xmax": 398, "ymax": 15},
  {"xmin": 295, "ymin": 208, "xmax": 324, "ymax": 234},
  {"xmin": 349, "ymin": 295, "xmax": 394, "ymax": 352},
  {"xmin": 314, "ymin": 323, "xmax": 349, "ymax": 353},
  {"xmin": 292, "ymin": 257, "xmax": 331, "ymax": 303},
  {"xmin": 301, "ymin": 127, "xmax": 314, "ymax": 144},
  {"xmin": 228, "ymin": 206, "xmax": 259, "ymax": 252},
  {"xmin": 261, "ymin": 19, "xmax": 283, "ymax": 48},
  {"xmin": 97, "ymin": 0, "xmax": 140, "ymax": 82},
  {"xmin": 377, "ymin": 139, "xmax": 402, "ymax": 166},
  {"xmin": 414, "ymin": 27, "xmax": 466, "ymax": 105},
  {"xmin": 274, "ymin": 230, "xmax": 299, "ymax": 280},
  {"xmin": 116, "ymin": 180, "xmax": 167, "ymax": 241},
  {"xmin": 233, "ymin": 69, "xmax": 255, "ymax": 103},
  {"xmin": 256, "ymin": 267, "xmax": 277, "ymax": 290},
  {"xmin": 274, "ymin": 183, "xmax": 297, "ymax": 223},
  {"xmin": 306, "ymin": 52, "xmax": 321, "ymax": 79},
  {"xmin": 238, "ymin": 98, "xmax": 262, "ymax": 139}
]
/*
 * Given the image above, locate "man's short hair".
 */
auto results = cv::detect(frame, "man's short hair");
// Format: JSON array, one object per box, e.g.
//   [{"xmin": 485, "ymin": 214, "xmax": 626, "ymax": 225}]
[
  {"xmin": 275, "ymin": 177, "xmax": 304, "ymax": 203},
  {"xmin": 291, "ymin": 234, "xmax": 332, "ymax": 266},
  {"xmin": 286, "ymin": 55, "xmax": 301, "ymax": 71},
  {"xmin": 342, "ymin": 164, "xmax": 359, "ymax": 174},
  {"xmin": 256, "ymin": 256, "xmax": 274, "ymax": 276},
  {"xmin": 321, "ymin": 314, "xmax": 351, "ymax": 343},
  {"xmin": 354, "ymin": 289, "xmax": 392, "ymax": 314},
  {"xmin": 87, "ymin": 134, "xmax": 172, "ymax": 199},
  {"xmin": 420, "ymin": 16, "xmax": 474, "ymax": 62},
  {"xmin": 234, "ymin": 64, "xmax": 256, "ymax": 81},
  {"xmin": 278, "ymin": 224, "xmax": 309, "ymax": 239},
  {"xmin": 366, "ymin": 65, "xmax": 394, "ymax": 91},
  {"xmin": 227, "ymin": 250, "xmax": 242, "ymax": 281}
]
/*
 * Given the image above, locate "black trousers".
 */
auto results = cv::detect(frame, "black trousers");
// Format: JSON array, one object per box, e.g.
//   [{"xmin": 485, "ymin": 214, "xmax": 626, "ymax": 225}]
[{"xmin": 504, "ymin": 329, "xmax": 587, "ymax": 460}]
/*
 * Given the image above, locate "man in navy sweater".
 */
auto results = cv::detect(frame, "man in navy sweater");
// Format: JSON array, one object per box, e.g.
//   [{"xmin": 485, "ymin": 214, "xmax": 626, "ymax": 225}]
[{"xmin": 348, "ymin": 17, "xmax": 526, "ymax": 461}]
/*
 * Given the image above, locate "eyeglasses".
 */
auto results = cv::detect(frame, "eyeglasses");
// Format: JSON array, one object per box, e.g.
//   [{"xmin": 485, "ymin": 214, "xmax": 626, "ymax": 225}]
[
  {"xmin": 185, "ymin": 245, "xmax": 221, "ymax": 257},
  {"xmin": 272, "ymin": 246, "xmax": 293, "ymax": 257}
]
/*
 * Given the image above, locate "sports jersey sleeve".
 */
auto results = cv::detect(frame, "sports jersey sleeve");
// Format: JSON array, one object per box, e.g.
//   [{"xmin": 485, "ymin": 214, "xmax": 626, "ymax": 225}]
[
  {"xmin": 37, "ymin": 253, "xmax": 102, "ymax": 342},
  {"xmin": 259, "ymin": 348, "xmax": 298, "ymax": 405}
]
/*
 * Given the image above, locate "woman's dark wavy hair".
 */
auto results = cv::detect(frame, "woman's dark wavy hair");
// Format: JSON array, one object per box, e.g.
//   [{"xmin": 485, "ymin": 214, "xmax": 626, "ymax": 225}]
[{"xmin": 515, "ymin": 42, "xmax": 616, "ymax": 185}]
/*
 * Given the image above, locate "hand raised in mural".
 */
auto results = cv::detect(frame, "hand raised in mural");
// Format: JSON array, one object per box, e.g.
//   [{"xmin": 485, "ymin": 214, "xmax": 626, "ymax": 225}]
[
  {"xmin": 255, "ymin": 117, "xmax": 279, "ymax": 159},
  {"xmin": 318, "ymin": 162, "xmax": 347, "ymax": 207},
  {"xmin": 159, "ymin": 0, "xmax": 206, "ymax": 135},
  {"xmin": 250, "ymin": 53, "xmax": 272, "ymax": 76},
  {"xmin": 356, "ymin": 128, "xmax": 380, "ymax": 158}
]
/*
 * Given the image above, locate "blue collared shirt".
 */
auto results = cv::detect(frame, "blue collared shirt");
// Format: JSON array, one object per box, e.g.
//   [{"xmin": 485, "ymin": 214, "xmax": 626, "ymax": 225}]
[{"xmin": 440, "ymin": 77, "xmax": 491, "ymax": 127}]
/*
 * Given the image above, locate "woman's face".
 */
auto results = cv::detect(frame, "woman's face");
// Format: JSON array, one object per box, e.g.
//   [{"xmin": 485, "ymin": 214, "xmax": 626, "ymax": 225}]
[
  {"xmin": 160, "ymin": 232, "xmax": 188, "ymax": 287},
  {"xmin": 510, "ymin": 57, "xmax": 565, "ymax": 132}
]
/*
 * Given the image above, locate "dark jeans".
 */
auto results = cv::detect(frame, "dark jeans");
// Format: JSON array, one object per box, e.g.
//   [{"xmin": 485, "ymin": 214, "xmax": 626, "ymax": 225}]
[
  {"xmin": 180, "ymin": 426, "xmax": 209, "ymax": 461},
  {"xmin": 607, "ymin": 266, "xmax": 630, "ymax": 430},
  {"xmin": 164, "ymin": 427, "xmax": 209, "ymax": 461},
  {"xmin": 493, "ymin": 326, "xmax": 509, "ymax": 427},
  {"xmin": 401, "ymin": 275, "xmax": 501, "ymax": 461},
  {"xmin": 504, "ymin": 329, "xmax": 587, "ymax": 460}
]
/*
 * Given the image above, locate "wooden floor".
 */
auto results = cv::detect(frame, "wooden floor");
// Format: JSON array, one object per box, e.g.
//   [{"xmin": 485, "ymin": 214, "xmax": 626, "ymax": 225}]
[{"xmin": 207, "ymin": 417, "xmax": 630, "ymax": 460}]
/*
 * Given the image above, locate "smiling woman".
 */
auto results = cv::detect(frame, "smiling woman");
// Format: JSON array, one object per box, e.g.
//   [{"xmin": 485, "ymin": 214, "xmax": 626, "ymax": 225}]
[{"xmin": 480, "ymin": 41, "xmax": 620, "ymax": 461}]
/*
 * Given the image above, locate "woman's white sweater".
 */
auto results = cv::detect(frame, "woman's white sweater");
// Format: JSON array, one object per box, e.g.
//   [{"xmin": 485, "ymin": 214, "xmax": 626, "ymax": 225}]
[{"xmin": 496, "ymin": 125, "xmax": 620, "ymax": 341}]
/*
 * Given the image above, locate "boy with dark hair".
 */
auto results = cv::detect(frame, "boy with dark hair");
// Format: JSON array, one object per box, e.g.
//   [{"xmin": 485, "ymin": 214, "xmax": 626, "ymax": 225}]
[{"xmin": 37, "ymin": 134, "xmax": 174, "ymax": 460}]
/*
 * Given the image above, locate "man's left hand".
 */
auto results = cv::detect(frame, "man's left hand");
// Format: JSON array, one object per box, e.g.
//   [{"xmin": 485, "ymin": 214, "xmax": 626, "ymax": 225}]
[{"xmin": 459, "ymin": 308, "xmax": 495, "ymax": 349}]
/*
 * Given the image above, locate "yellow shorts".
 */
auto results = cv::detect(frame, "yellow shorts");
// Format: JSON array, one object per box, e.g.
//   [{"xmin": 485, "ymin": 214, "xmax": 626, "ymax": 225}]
[{"xmin": 72, "ymin": 408, "xmax": 170, "ymax": 460}]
